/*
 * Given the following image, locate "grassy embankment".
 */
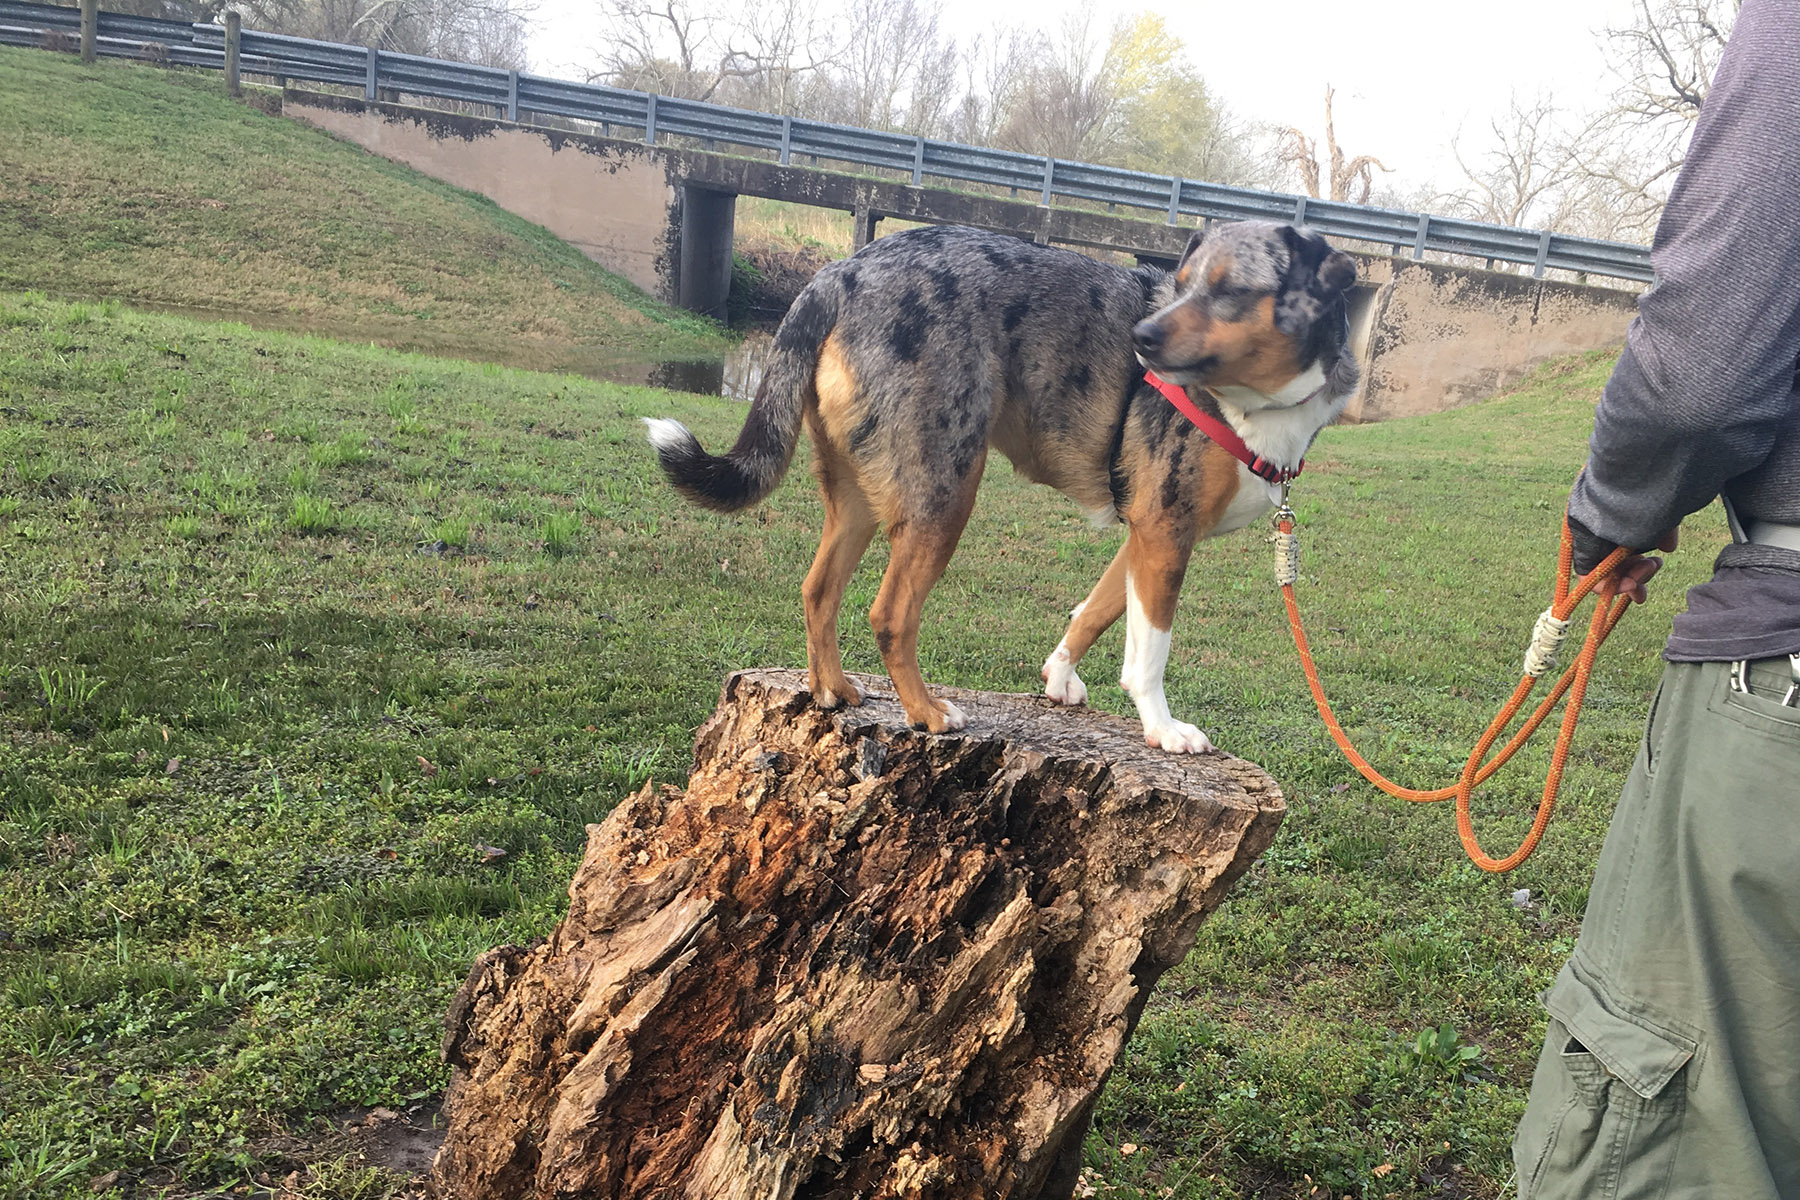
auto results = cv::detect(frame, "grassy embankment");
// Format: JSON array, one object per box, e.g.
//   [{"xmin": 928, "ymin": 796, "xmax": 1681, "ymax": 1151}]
[
  {"xmin": 0, "ymin": 289, "xmax": 1723, "ymax": 1199},
  {"xmin": 0, "ymin": 47, "xmax": 729, "ymax": 369}
]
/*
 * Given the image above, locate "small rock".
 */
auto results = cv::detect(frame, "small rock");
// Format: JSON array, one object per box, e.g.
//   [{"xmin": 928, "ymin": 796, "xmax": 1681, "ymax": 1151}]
[
  {"xmin": 88, "ymin": 1171, "xmax": 121, "ymax": 1194},
  {"xmin": 1511, "ymin": 888, "xmax": 1533, "ymax": 909}
]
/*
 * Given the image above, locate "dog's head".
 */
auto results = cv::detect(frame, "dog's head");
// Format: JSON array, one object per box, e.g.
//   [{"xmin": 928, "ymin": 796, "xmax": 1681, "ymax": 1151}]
[{"xmin": 1133, "ymin": 221, "xmax": 1357, "ymax": 406}]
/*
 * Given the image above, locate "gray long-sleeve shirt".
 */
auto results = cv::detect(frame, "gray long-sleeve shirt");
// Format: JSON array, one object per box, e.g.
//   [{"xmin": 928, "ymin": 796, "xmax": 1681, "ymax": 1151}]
[{"xmin": 1566, "ymin": 0, "xmax": 1800, "ymax": 662}]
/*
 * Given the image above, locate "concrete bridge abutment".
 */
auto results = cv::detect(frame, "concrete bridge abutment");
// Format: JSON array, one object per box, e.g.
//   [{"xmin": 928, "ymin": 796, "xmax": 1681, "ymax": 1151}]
[{"xmin": 678, "ymin": 186, "xmax": 736, "ymax": 320}]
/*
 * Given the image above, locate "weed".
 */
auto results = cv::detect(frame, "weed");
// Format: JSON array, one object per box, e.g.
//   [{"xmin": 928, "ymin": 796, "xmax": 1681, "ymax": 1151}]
[
  {"xmin": 538, "ymin": 511, "xmax": 580, "ymax": 557},
  {"xmin": 311, "ymin": 432, "xmax": 370, "ymax": 468},
  {"xmin": 36, "ymin": 664, "xmax": 104, "ymax": 725},
  {"xmin": 1398, "ymin": 1023, "xmax": 1487, "ymax": 1079},
  {"xmin": 435, "ymin": 515, "xmax": 470, "ymax": 547},
  {"xmin": 166, "ymin": 513, "xmax": 203, "ymax": 539},
  {"xmin": 287, "ymin": 493, "xmax": 337, "ymax": 533}
]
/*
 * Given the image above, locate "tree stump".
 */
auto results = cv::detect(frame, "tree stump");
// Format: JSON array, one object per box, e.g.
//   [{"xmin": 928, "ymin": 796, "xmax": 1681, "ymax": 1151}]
[{"xmin": 432, "ymin": 669, "xmax": 1285, "ymax": 1200}]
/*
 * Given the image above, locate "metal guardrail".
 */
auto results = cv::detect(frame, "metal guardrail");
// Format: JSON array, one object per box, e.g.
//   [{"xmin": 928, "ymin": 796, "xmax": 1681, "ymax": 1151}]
[{"xmin": 0, "ymin": 0, "xmax": 1655, "ymax": 285}]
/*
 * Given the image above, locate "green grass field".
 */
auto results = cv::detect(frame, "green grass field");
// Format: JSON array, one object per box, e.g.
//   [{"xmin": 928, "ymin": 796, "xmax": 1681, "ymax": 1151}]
[
  {"xmin": 0, "ymin": 49, "xmax": 729, "ymax": 369},
  {"xmin": 0, "ymin": 290, "xmax": 1715, "ymax": 1200}
]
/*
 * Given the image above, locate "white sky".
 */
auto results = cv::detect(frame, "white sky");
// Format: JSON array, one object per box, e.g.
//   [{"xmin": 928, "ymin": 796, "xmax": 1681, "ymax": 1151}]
[{"xmin": 525, "ymin": 0, "xmax": 1643, "ymax": 195}]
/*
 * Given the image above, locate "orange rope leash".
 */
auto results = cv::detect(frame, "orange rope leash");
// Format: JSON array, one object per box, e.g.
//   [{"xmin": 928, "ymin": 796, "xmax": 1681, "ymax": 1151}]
[{"xmin": 1277, "ymin": 503, "xmax": 1634, "ymax": 872}]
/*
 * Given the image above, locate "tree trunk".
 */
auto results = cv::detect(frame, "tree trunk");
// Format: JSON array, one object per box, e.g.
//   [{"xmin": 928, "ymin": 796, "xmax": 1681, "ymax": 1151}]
[{"xmin": 431, "ymin": 669, "xmax": 1285, "ymax": 1200}]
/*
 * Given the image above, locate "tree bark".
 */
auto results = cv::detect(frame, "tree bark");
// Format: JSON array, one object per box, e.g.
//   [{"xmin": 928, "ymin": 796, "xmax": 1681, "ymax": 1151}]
[{"xmin": 431, "ymin": 669, "xmax": 1285, "ymax": 1200}]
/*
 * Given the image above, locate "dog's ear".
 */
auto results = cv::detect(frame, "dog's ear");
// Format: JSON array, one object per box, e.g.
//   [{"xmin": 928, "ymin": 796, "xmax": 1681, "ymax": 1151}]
[
  {"xmin": 1174, "ymin": 227, "xmax": 1207, "ymax": 281},
  {"xmin": 1316, "ymin": 249, "xmax": 1357, "ymax": 296},
  {"xmin": 1279, "ymin": 225, "xmax": 1356, "ymax": 297},
  {"xmin": 1275, "ymin": 225, "xmax": 1356, "ymax": 335}
]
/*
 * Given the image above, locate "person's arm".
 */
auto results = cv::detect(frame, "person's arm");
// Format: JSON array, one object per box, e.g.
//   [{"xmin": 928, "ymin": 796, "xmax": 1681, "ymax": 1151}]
[{"xmin": 1567, "ymin": 0, "xmax": 1800, "ymax": 576}]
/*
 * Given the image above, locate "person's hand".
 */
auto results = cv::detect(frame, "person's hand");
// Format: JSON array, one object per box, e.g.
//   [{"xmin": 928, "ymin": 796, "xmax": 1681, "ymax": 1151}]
[{"xmin": 1594, "ymin": 528, "xmax": 1680, "ymax": 604}]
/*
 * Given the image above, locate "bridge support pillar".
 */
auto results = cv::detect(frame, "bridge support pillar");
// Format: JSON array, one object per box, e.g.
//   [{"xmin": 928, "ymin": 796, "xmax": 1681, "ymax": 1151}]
[
  {"xmin": 852, "ymin": 204, "xmax": 881, "ymax": 250},
  {"xmin": 678, "ymin": 186, "xmax": 736, "ymax": 321}
]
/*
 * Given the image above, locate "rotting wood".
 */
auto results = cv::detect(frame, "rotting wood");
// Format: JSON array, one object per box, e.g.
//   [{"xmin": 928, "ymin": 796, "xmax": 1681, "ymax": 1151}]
[{"xmin": 431, "ymin": 668, "xmax": 1284, "ymax": 1200}]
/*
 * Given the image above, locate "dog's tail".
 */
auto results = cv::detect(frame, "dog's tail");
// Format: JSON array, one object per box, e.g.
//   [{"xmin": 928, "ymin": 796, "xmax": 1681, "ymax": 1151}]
[{"xmin": 644, "ymin": 285, "xmax": 839, "ymax": 513}]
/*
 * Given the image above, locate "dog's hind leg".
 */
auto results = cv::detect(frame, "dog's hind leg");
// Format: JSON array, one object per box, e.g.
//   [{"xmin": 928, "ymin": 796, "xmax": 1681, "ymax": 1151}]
[
  {"xmin": 868, "ymin": 469, "xmax": 983, "ymax": 734},
  {"xmin": 802, "ymin": 438, "xmax": 879, "ymax": 709},
  {"xmin": 1042, "ymin": 538, "xmax": 1130, "ymax": 706}
]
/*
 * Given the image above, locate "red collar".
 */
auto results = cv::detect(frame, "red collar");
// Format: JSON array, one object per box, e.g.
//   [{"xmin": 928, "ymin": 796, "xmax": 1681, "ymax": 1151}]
[{"xmin": 1143, "ymin": 371, "xmax": 1304, "ymax": 484}]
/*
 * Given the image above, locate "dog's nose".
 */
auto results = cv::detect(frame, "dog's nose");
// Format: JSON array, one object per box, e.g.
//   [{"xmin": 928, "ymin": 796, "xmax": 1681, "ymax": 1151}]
[{"xmin": 1132, "ymin": 320, "xmax": 1165, "ymax": 357}]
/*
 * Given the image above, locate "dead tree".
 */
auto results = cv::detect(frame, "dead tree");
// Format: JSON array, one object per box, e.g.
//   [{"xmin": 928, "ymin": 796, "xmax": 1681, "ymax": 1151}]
[{"xmin": 432, "ymin": 668, "xmax": 1285, "ymax": 1200}]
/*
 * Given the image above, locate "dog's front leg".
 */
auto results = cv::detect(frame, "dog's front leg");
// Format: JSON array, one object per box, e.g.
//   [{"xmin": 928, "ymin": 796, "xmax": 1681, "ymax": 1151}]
[
  {"xmin": 1119, "ymin": 533, "xmax": 1212, "ymax": 754},
  {"xmin": 1042, "ymin": 540, "xmax": 1130, "ymax": 706}
]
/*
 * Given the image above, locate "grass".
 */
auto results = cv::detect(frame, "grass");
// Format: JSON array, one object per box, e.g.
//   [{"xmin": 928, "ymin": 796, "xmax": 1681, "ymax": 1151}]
[
  {"xmin": 0, "ymin": 48, "xmax": 729, "ymax": 369},
  {"xmin": 0, "ymin": 291, "xmax": 1722, "ymax": 1199}
]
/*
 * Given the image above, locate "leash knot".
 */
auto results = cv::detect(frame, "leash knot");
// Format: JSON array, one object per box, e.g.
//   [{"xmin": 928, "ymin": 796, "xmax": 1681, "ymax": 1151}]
[
  {"xmin": 1522, "ymin": 608, "xmax": 1571, "ymax": 679},
  {"xmin": 1274, "ymin": 528, "xmax": 1299, "ymax": 587}
]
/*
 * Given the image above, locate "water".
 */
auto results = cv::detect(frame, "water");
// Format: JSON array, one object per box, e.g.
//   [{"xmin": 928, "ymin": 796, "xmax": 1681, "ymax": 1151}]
[
  {"xmin": 105, "ymin": 296, "xmax": 775, "ymax": 401},
  {"xmin": 595, "ymin": 332, "xmax": 771, "ymax": 401}
]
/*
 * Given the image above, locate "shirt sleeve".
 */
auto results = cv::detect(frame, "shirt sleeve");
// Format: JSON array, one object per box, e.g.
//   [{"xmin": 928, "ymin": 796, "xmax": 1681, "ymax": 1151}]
[{"xmin": 1566, "ymin": 0, "xmax": 1800, "ymax": 574}]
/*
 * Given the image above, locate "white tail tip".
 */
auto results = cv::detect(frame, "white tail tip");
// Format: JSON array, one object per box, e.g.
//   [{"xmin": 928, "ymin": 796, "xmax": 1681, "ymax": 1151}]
[{"xmin": 642, "ymin": 417, "xmax": 691, "ymax": 454}]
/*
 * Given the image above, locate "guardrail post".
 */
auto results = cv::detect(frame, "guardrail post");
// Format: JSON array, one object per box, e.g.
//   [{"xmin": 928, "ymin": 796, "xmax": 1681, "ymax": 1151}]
[
  {"xmin": 1040, "ymin": 158, "xmax": 1055, "ymax": 208},
  {"xmin": 779, "ymin": 117, "xmax": 792, "ymax": 165},
  {"xmin": 1166, "ymin": 177, "xmax": 1181, "ymax": 225},
  {"xmin": 1411, "ymin": 213, "xmax": 1429, "ymax": 260},
  {"xmin": 79, "ymin": 0, "xmax": 97, "ymax": 62},
  {"xmin": 506, "ymin": 69, "xmax": 518, "ymax": 122},
  {"xmin": 1293, "ymin": 195, "xmax": 1308, "ymax": 225},
  {"xmin": 1532, "ymin": 230, "xmax": 1553, "ymax": 279},
  {"xmin": 911, "ymin": 137, "xmax": 924, "ymax": 187},
  {"xmin": 644, "ymin": 94, "xmax": 658, "ymax": 145},
  {"xmin": 224, "ymin": 10, "xmax": 241, "ymax": 97},
  {"xmin": 364, "ymin": 45, "xmax": 377, "ymax": 101}
]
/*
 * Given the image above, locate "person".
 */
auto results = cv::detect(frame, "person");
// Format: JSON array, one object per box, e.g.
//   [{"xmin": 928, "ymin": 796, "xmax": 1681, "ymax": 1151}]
[{"xmin": 1510, "ymin": 2, "xmax": 1800, "ymax": 1196}]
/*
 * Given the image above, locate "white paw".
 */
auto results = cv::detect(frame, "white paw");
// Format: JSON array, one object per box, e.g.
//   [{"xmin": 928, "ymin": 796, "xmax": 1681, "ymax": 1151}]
[
  {"xmin": 937, "ymin": 699, "xmax": 969, "ymax": 731},
  {"xmin": 1143, "ymin": 719, "xmax": 1214, "ymax": 755},
  {"xmin": 1041, "ymin": 646, "xmax": 1088, "ymax": 706}
]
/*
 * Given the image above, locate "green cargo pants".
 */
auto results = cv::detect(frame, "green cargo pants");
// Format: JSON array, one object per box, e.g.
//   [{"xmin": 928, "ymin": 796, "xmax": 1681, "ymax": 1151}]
[{"xmin": 1513, "ymin": 658, "xmax": 1800, "ymax": 1199}]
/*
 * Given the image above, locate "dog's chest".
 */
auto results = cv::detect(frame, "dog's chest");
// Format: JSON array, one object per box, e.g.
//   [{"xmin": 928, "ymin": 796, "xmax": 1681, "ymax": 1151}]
[{"xmin": 1212, "ymin": 464, "xmax": 1282, "ymax": 537}]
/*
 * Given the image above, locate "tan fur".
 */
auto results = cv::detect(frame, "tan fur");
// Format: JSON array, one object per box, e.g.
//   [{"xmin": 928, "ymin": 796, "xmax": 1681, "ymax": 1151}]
[
  {"xmin": 1155, "ymin": 296, "xmax": 1305, "ymax": 395},
  {"xmin": 1056, "ymin": 543, "xmax": 1130, "ymax": 662},
  {"xmin": 869, "ymin": 470, "xmax": 984, "ymax": 732},
  {"xmin": 800, "ymin": 425, "xmax": 879, "ymax": 709},
  {"xmin": 813, "ymin": 332, "xmax": 860, "ymax": 450}
]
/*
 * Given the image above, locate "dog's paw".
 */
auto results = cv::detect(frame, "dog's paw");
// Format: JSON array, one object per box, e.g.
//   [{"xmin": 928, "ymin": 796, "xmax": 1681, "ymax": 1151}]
[
  {"xmin": 1143, "ymin": 719, "xmax": 1214, "ymax": 755},
  {"xmin": 811, "ymin": 677, "xmax": 864, "ymax": 709},
  {"xmin": 1041, "ymin": 646, "xmax": 1088, "ymax": 706},
  {"xmin": 911, "ymin": 697, "xmax": 969, "ymax": 733}
]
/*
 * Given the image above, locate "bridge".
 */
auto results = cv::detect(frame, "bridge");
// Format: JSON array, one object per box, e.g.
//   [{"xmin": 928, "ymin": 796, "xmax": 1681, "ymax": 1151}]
[{"xmin": 1, "ymin": 0, "xmax": 1649, "ymax": 418}]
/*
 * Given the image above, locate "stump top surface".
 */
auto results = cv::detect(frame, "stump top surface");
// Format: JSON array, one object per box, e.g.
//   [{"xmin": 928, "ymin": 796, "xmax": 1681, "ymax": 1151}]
[{"xmin": 724, "ymin": 668, "xmax": 1285, "ymax": 818}]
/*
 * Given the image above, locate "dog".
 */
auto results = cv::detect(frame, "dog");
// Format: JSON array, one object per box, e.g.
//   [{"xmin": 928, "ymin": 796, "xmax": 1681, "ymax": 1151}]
[{"xmin": 645, "ymin": 220, "xmax": 1359, "ymax": 752}]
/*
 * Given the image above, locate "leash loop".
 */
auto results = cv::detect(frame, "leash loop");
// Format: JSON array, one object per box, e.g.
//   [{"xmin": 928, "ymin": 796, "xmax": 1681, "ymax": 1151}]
[{"xmin": 1275, "ymin": 502, "xmax": 1633, "ymax": 872}]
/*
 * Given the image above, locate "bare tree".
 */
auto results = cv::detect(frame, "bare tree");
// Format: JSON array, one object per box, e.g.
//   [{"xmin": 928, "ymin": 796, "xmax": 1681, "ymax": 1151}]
[
  {"xmin": 1444, "ymin": 94, "xmax": 1578, "ymax": 228},
  {"xmin": 946, "ymin": 26, "xmax": 1041, "ymax": 146},
  {"xmin": 274, "ymin": 0, "xmax": 532, "ymax": 63},
  {"xmin": 1280, "ymin": 86, "xmax": 1390, "ymax": 203},
  {"xmin": 828, "ymin": 0, "xmax": 954, "ymax": 131},
  {"xmin": 994, "ymin": 14, "xmax": 1120, "ymax": 161},
  {"xmin": 595, "ymin": 0, "xmax": 746, "ymax": 100},
  {"xmin": 1564, "ymin": 0, "xmax": 1738, "ymax": 236}
]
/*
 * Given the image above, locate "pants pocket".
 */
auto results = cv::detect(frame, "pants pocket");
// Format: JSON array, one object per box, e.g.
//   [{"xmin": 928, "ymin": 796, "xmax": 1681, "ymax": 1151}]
[{"xmin": 1514, "ymin": 970, "xmax": 1695, "ymax": 1200}]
